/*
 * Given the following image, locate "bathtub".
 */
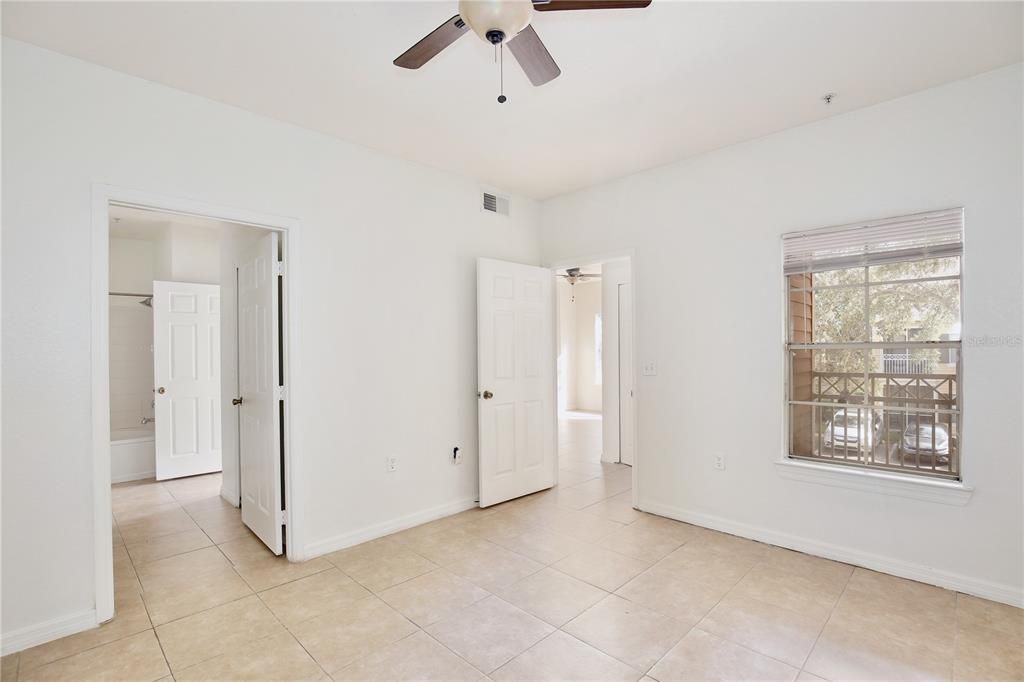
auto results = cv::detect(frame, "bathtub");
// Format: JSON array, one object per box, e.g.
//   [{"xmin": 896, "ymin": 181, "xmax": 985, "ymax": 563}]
[{"xmin": 111, "ymin": 425, "xmax": 155, "ymax": 483}]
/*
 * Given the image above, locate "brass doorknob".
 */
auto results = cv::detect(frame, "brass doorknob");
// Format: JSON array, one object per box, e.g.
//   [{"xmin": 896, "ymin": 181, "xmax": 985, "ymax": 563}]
[
  {"xmin": 481, "ymin": 390, "xmax": 494, "ymax": 400},
  {"xmin": 232, "ymin": 397, "xmax": 243, "ymax": 406}
]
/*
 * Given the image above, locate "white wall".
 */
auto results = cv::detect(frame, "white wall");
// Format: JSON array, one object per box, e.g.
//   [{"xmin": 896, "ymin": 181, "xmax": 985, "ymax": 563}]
[
  {"xmin": 1, "ymin": 38, "xmax": 541, "ymax": 645},
  {"xmin": 600, "ymin": 260, "xmax": 631, "ymax": 463},
  {"xmin": 555, "ymin": 278, "xmax": 603, "ymax": 414},
  {"xmin": 109, "ymin": 238, "xmax": 158, "ymax": 293},
  {"xmin": 157, "ymin": 224, "xmax": 219, "ymax": 284},
  {"xmin": 109, "ymin": 238, "xmax": 159, "ymax": 433},
  {"xmin": 555, "ymin": 279, "xmax": 577, "ymax": 412},
  {"xmin": 108, "ymin": 298, "xmax": 154, "ymax": 432},
  {"xmin": 572, "ymin": 281, "xmax": 603, "ymax": 412},
  {"xmin": 542, "ymin": 64, "xmax": 1024, "ymax": 604}
]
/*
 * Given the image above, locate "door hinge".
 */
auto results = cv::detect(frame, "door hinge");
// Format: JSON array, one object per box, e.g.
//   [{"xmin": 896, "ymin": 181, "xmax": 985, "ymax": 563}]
[
  {"xmin": 276, "ymin": 509, "xmax": 286, "ymax": 525},
  {"xmin": 275, "ymin": 385, "xmax": 286, "ymax": 400},
  {"xmin": 274, "ymin": 260, "xmax": 285, "ymax": 276}
]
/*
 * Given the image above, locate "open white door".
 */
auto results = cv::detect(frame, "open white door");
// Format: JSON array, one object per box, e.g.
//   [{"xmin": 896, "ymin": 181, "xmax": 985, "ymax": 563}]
[
  {"xmin": 477, "ymin": 258, "xmax": 556, "ymax": 507},
  {"xmin": 618, "ymin": 282, "xmax": 635, "ymax": 466},
  {"xmin": 237, "ymin": 232, "xmax": 284, "ymax": 555},
  {"xmin": 153, "ymin": 281, "xmax": 222, "ymax": 480}
]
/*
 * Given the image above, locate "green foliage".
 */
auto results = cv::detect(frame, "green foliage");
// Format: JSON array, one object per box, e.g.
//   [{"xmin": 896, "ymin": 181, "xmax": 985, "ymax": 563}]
[{"xmin": 799, "ymin": 258, "xmax": 960, "ymax": 375}]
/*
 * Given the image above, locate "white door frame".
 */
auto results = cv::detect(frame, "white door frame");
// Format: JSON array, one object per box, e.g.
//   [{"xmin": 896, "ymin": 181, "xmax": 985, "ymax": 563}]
[
  {"xmin": 91, "ymin": 184, "xmax": 303, "ymax": 624},
  {"xmin": 547, "ymin": 251, "xmax": 638, "ymax": 508}
]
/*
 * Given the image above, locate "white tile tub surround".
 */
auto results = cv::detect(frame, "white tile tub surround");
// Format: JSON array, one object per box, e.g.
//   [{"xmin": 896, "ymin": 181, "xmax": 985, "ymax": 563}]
[
  {"xmin": 109, "ymin": 297, "xmax": 154, "ymax": 431},
  {"xmin": 111, "ymin": 426, "xmax": 156, "ymax": 483}
]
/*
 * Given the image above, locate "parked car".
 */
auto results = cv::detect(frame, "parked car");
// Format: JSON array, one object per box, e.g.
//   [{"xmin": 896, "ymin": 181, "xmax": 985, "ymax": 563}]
[
  {"xmin": 901, "ymin": 420, "xmax": 950, "ymax": 461},
  {"xmin": 824, "ymin": 409, "xmax": 882, "ymax": 450}
]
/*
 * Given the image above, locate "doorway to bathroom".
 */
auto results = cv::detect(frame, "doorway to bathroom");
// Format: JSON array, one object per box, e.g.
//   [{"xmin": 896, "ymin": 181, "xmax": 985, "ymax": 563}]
[
  {"xmin": 108, "ymin": 207, "xmax": 227, "ymax": 483},
  {"xmin": 96, "ymin": 189, "xmax": 300, "ymax": 628}
]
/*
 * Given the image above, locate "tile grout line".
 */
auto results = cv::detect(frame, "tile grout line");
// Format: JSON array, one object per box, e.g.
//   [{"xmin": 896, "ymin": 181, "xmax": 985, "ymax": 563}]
[
  {"xmin": 539, "ymin": 526, "xmax": 705, "ymax": 679},
  {"xmin": 951, "ymin": 592, "xmax": 961, "ymax": 680},
  {"xmin": 101, "ymin": 473, "xmax": 640, "ymax": 677},
  {"xmin": 121, "ymin": 477, "xmax": 328, "ymax": 678},
  {"xmin": 248, "ymin": 587, "xmax": 334, "ymax": 680},
  {"xmin": 672, "ymin": 545, "xmax": 772, "ymax": 671},
  {"xmin": 415, "ymin": 623, "xmax": 493, "ymax": 679},
  {"xmin": 795, "ymin": 563, "xmax": 856, "ymax": 678},
  {"xmin": 126, "ymin": 481, "xmax": 175, "ymax": 678},
  {"xmin": 104, "ymin": 447, "xmax": 994, "ymax": 682},
  {"xmin": 19, "ymin": 484, "xmax": 176, "ymax": 676},
  {"xmin": 127, "ymin": 481, "xmax": 197, "ymax": 678},
  {"xmin": 556, "ymin": 600, "xmax": 669, "ymax": 678}
]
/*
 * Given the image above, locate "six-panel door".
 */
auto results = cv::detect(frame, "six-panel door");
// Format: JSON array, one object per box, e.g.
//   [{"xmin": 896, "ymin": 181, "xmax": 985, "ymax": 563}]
[
  {"xmin": 477, "ymin": 258, "xmax": 556, "ymax": 507},
  {"xmin": 153, "ymin": 281, "xmax": 222, "ymax": 480}
]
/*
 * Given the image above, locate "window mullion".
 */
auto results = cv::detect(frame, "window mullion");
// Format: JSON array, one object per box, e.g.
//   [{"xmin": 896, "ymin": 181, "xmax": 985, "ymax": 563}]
[{"xmin": 862, "ymin": 266, "xmax": 871, "ymax": 464}]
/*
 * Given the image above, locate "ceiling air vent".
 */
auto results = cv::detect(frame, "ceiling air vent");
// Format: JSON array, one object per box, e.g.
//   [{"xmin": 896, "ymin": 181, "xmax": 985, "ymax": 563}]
[{"xmin": 482, "ymin": 192, "xmax": 510, "ymax": 216}]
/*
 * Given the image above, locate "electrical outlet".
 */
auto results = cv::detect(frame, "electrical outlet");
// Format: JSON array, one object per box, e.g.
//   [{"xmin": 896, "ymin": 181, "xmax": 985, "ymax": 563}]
[
  {"xmin": 642, "ymin": 362, "xmax": 657, "ymax": 376},
  {"xmin": 453, "ymin": 447, "xmax": 463, "ymax": 465},
  {"xmin": 386, "ymin": 456, "xmax": 399, "ymax": 473},
  {"xmin": 713, "ymin": 455, "xmax": 726, "ymax": 471}
]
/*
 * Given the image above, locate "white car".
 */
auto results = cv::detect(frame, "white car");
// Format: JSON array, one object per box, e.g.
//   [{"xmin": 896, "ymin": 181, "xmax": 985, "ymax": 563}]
[
  {"xmin": 902, "ymin": 421, "xmax": 950, "ymax": 461},
  {"xmin": 824, "ymin": 409, "xmax": 882, "ymax": 450}
]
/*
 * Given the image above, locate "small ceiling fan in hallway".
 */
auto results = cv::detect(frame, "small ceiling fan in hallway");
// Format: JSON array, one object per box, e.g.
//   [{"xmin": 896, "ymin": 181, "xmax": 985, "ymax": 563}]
[
  {"xmin": 394, "ymin": 0, "xmax": 651, "ymax": 102},
  {"xmin": 557, "ymin": 267, "xmax": 601, "ymax": 302}
]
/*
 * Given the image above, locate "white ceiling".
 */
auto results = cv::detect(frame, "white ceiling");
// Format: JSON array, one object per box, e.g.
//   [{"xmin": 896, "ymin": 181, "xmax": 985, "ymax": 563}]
[
  {"xmin": 4, "ymin": 1, "xmax": 1021, "ymax": 199},
  {"xmin": 109, "ymin": 204, "xmax": 225, "ymax": 240}
]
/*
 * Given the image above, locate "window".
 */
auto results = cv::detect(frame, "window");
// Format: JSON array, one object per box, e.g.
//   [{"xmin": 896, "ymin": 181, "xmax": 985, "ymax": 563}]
[{"xmin": 784, "ymin": 208, "xmax": 963, "ymax": 480}]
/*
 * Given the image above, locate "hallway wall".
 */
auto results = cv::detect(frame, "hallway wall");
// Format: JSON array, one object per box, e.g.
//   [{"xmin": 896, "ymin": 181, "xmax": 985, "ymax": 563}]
[{"xmin": 572, "ymin": 281, "xmax": 602, "ymax": 413}]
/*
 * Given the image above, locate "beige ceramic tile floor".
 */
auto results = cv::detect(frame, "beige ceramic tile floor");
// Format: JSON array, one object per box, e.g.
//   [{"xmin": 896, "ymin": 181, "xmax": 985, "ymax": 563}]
[{"xmin": 3, "ymin": 412, "xmax": 1022, "ymax": 681}]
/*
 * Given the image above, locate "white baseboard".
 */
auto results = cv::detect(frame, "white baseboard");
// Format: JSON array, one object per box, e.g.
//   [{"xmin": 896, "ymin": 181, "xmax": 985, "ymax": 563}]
[
  {"xmin": 303, "ymin": 498, "xmax": 478, "ymax": 559},
  {"xmin": 639, "ymin": 499, "xmax": 1024, "ymax": 608},
  {"xmin": 1, "ymin": 609, "xmax": 97, "ymax": 656},
  {"xmin": 110, "ymin": 470, "xmax": 154, "ymax": 484}
]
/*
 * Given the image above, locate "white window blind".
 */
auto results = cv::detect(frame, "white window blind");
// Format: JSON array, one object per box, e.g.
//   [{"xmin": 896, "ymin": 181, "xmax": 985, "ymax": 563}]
[{"xmin": 783, "ymin": 208, "xmax": 963, "ymax": 275}]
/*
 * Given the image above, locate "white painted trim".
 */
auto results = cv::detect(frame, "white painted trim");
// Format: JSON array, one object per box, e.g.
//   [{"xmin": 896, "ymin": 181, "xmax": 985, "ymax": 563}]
[
  {"xmin": 90, "ymin": 185, "xmax": 306, "ymax": 637},
  {"xmin": 775, "ymin": 458, "xmax": 973, "ymax": 505},
  {"xmin": 220, "ymin": 487, "xmax": 241, "ymax": 509},
  {"xmin": 110, "ymin": 470, "xmax": 156, "ymax": 484},
  {"xmin": 304, "ymin": 498, "xmax": 478, "ymax": 559},
  {"xmin": 638, "ymin": 499, "xmax": 1022, "ymax": 608},
  {"xmin": 1, "ymin": 610, "xmax": 98, "ymax": 656},
  {"xmin": 90, "ymin": 189, "xmax": 115, "ymax": 626}
]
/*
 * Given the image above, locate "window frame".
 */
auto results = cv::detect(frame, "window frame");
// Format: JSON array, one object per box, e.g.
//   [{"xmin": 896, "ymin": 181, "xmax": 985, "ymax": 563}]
[{"xmin": 782, "ymin": 211, "xmax": 965, "ymax": 483}]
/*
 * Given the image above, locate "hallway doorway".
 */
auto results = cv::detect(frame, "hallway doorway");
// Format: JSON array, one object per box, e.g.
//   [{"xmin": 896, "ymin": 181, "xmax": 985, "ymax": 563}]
[{"xmin": 555, "ymin": 258, "xmax": 635, "ymax": 471}]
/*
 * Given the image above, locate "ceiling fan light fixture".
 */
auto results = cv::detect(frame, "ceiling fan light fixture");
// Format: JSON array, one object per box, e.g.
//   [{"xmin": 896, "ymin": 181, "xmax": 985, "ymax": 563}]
[{"xmin": 458, "ymin": 0, "xmax": 533, "ymax": 44}]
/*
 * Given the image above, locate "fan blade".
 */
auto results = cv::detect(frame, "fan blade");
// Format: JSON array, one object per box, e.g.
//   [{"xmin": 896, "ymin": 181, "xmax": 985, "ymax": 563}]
[
  {"xmin": 394, "ymin": 15, "xmax": 468, "ymax": 69},
  {"xmin": 507, "ymin": 25, "xmax": 561, "ymax": 86},
  {"xmin": 534, "ymin": 0, "xmax": 651, "ymax": 10}
]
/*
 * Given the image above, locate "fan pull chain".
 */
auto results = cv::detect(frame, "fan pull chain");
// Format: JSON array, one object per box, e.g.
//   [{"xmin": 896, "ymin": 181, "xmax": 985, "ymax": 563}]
[{"xmin": 497, "ymin": 42, "xmax": 507, "ymax": 104}]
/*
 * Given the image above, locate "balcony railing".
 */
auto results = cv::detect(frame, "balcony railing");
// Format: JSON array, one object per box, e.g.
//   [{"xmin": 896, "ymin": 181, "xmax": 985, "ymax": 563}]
[
  {"xmin": 789, "ymin": 371, "xmax": 960, "ymax": 479},
  {"xmin": 882, "ymin": 353, "xmax": 934, "ymax": 374}
]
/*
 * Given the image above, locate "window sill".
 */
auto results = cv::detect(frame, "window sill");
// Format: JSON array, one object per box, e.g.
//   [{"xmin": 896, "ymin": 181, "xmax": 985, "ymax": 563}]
[{"xmin": 775, "ymin": 458, "xmax": 973, "ymax": 505}]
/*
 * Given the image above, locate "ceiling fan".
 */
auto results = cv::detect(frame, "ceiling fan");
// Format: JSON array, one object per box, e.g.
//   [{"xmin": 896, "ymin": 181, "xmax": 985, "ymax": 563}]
[
  {"xmin": 394, "ymin": 0, "xmax": 651, "ymax": 103},
  {"xmin": 557, "ymin": 267, "xmax": 601, "ymax": 302}
]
